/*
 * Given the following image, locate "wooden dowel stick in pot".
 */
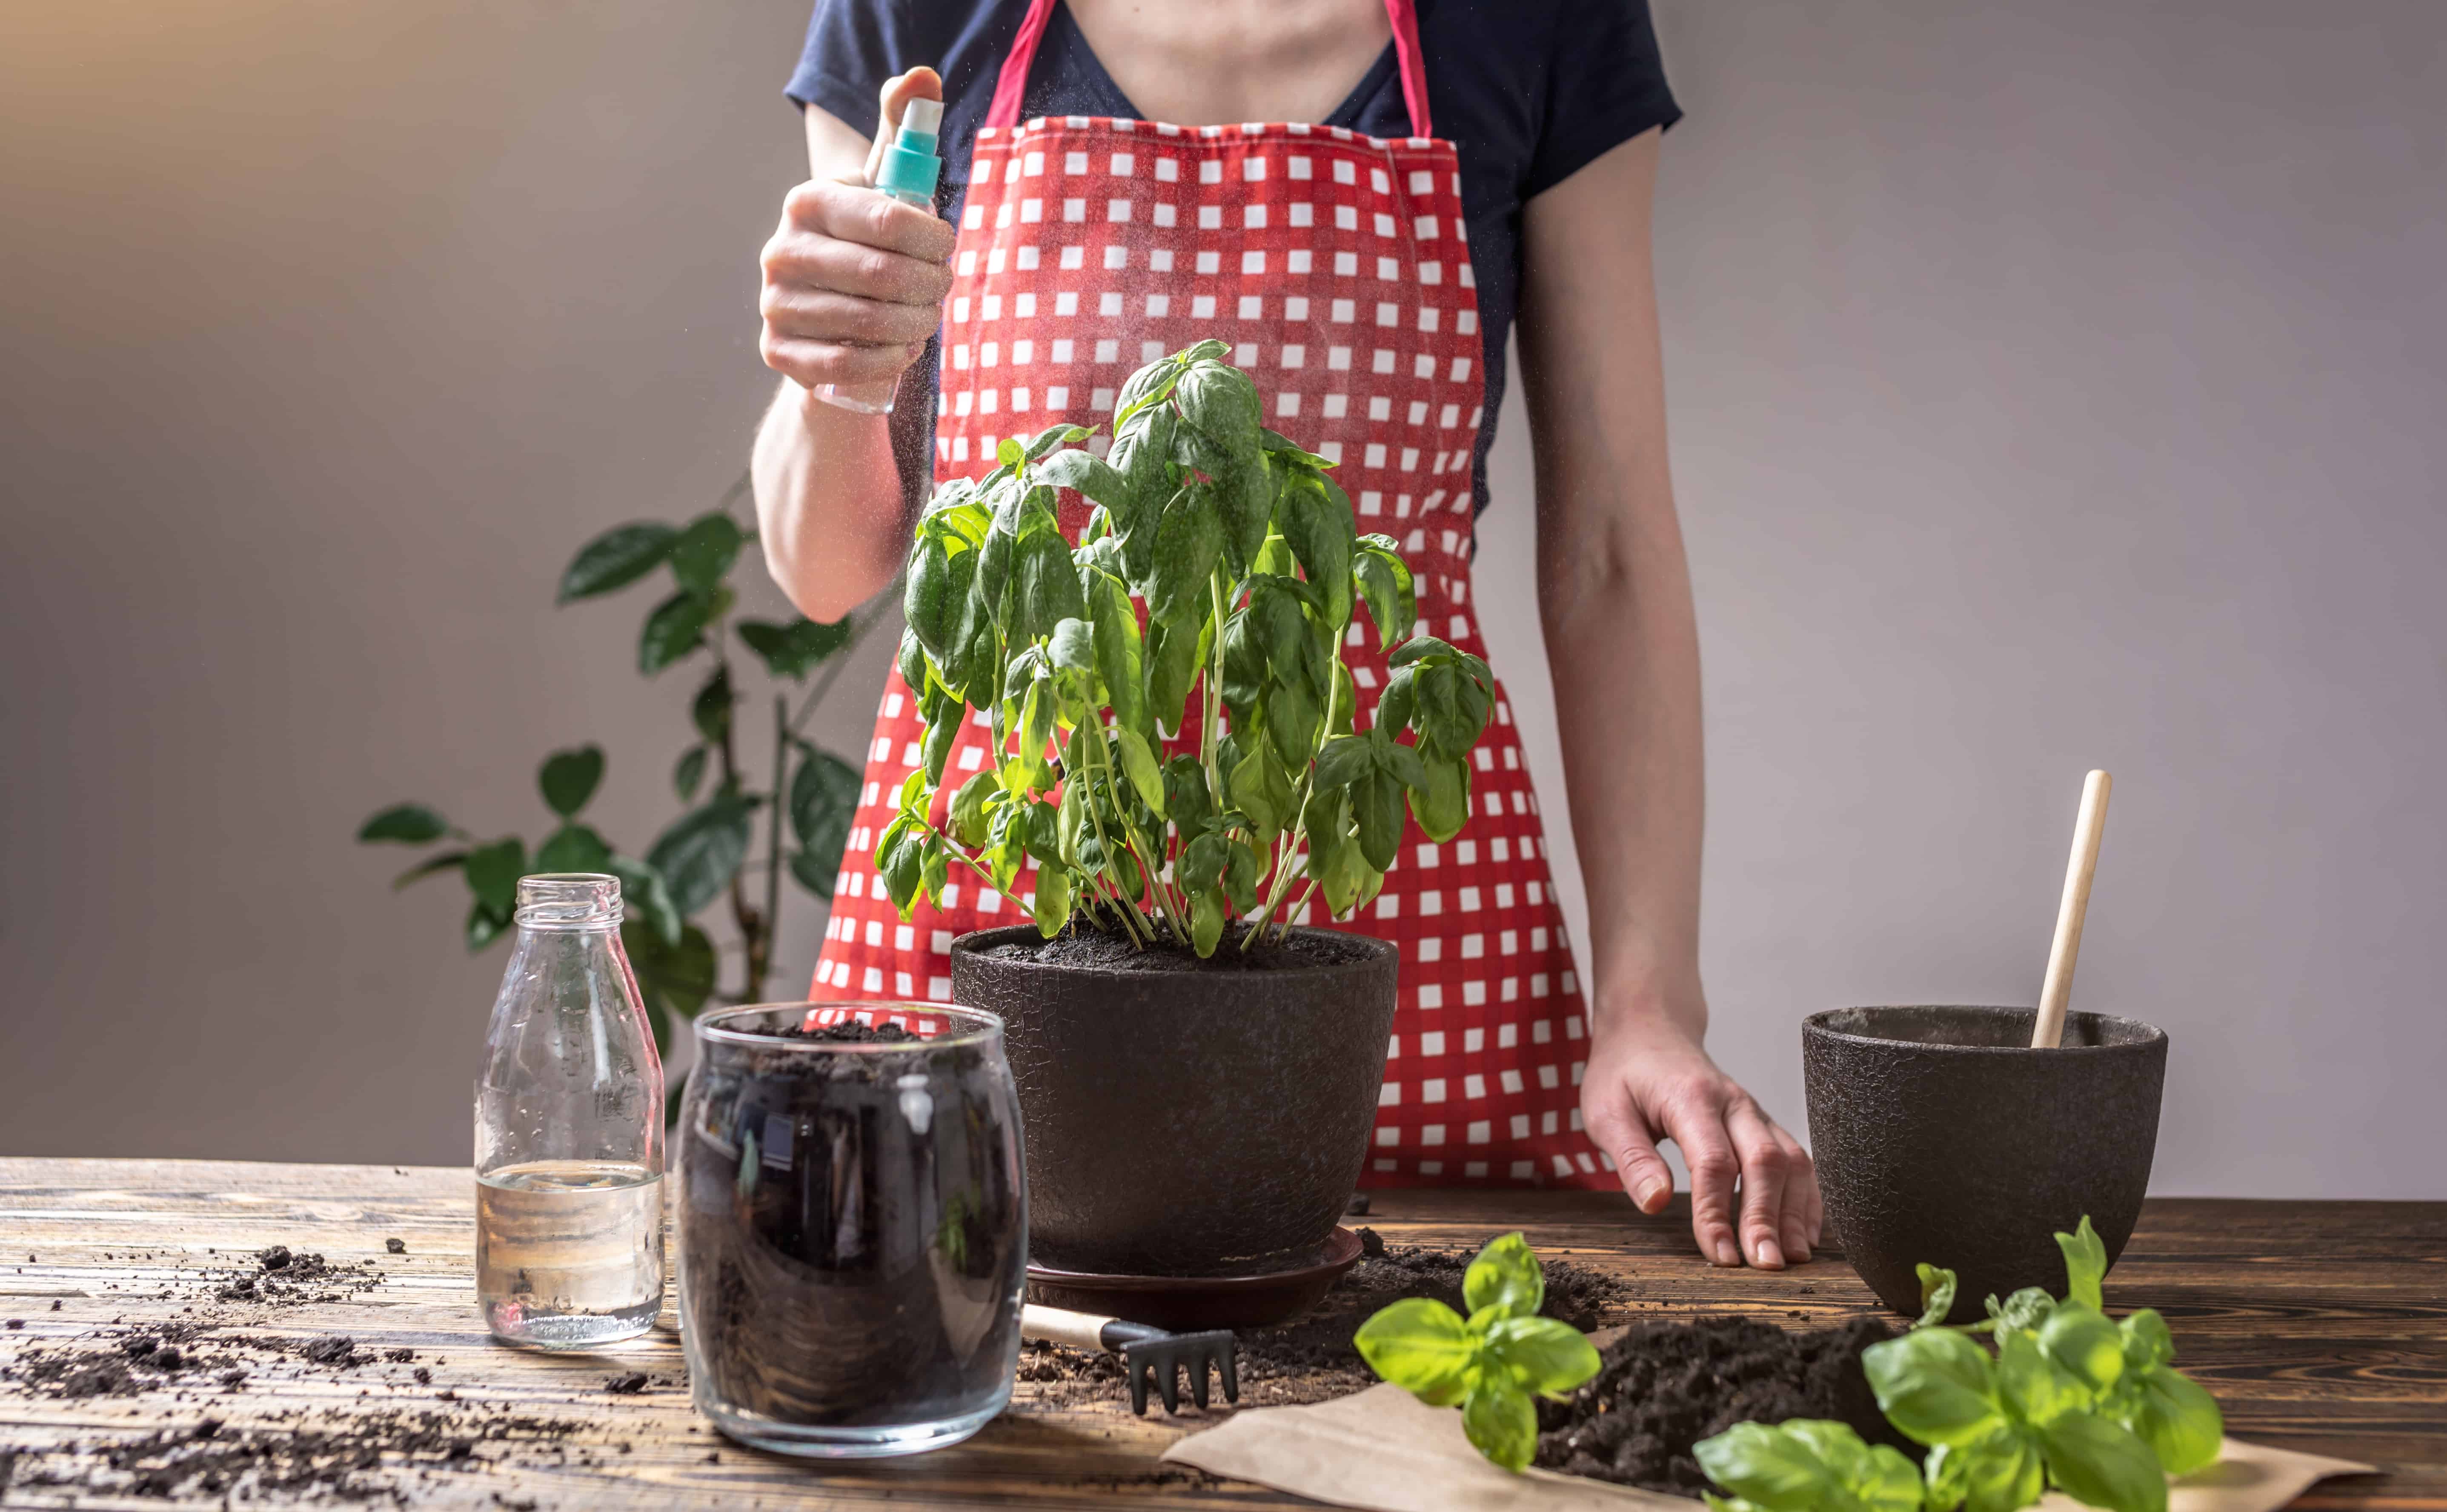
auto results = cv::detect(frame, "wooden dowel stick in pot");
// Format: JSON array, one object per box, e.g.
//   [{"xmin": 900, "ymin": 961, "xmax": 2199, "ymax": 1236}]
[{"xmin": 2032, "ymin": 769, "xmax": 2113, "ymax": 1049}]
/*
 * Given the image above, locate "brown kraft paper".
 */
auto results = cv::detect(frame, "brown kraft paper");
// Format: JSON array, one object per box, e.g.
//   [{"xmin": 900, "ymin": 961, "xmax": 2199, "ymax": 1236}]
[{"xmin": 1161, "ymin": 1380, "xmax": 2375, "ymax": 1512}]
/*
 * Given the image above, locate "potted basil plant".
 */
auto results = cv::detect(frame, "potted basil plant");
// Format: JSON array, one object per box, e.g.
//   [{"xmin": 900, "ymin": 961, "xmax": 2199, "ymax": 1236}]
[{"xmin": 880, "ymin": 340, "xmax": 1496, "ymax": 1282}]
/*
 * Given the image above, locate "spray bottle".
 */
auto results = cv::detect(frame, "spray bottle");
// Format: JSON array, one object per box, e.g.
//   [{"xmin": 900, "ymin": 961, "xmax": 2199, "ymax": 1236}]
[{"xmin": 817, "ymin": 95, "xmax": 945, "ymax": 416}]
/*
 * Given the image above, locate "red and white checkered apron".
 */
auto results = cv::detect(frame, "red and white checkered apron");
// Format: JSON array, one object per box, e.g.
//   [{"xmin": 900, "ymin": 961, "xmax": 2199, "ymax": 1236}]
[{"xmin": 812, "ymin": 0, "xmax": 1611, "ymax": 1189}]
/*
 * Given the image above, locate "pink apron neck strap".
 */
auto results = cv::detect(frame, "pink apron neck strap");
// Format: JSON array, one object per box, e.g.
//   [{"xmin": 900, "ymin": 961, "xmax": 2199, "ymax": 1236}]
[{"xmin": 983, "ymin": 0, "xmax": 1433, "ymax": 138}]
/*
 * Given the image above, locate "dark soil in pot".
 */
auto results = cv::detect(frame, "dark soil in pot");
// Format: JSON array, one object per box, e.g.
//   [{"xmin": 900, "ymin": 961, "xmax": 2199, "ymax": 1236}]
[
  {"xmin": 1803, "ymin": 1005, "xmax": 2167, "ymax": 1321},
  {"xmin": 677, "ymin": 1015, "xmax": 1026, "ymax": 1432},
  {"xmin": 952, "ymin": 921, "xmax": 1400, "ymax": 1279},
  {"xmin": 1534, "ymin": 1316, "xmax": 1913, "ymax": 1495}
]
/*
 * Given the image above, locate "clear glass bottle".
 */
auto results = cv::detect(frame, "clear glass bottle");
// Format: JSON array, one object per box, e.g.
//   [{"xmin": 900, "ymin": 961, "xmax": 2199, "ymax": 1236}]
[{"xmin": 475, "ymin": 873, "xmax": 666, "ymax": 1346}]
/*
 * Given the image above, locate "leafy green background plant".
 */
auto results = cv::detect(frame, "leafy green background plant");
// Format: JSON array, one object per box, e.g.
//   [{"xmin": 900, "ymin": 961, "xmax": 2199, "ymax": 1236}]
[
  {"xmin": 355, "ymin": 478, "xmax": 873, "ymax": 1096},
  {"xmin": 1352, "ymin": 1232, "xmax": 1603, "ymax": 1470},
  {"xmin": 884, "ymin": 340, "xmax": 1496, "ymax": 956},
  {"xmin": 1693, "ymin": 1217, "xmax": 2226, "ymax": 1512}
]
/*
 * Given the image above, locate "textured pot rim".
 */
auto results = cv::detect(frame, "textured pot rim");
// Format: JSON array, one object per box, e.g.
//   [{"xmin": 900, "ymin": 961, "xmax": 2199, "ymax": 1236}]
[
  {"xmin": 949, "ymin": 922, "xmax": 1399, "ymax": 980},
  {"xmin": 1804, "ymin": 1004, "xmax": 2167, "ymax": 1055}
]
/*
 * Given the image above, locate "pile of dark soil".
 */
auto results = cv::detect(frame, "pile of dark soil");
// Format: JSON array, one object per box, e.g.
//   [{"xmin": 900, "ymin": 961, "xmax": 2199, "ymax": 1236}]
[
  {"xmin": 1533, "ymin": 1315, "xmax": 1912, "ymax": 1495},
  {"xmin": 976, "ymin": 919, "xmax": 1378, "ymax": 973},
  {"xmin": 772, "ymin": 1020, "xmax": 919, "ymax": 1043},
  {"xmin": 1018, "ymin": 1235, "xmax": 1637, "ymax": 1411}
]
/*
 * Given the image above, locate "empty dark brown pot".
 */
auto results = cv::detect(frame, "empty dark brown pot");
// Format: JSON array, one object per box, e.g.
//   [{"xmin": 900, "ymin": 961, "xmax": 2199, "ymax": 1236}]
[
  {"xmin": 1803, "ymin": 1006, "xmax": 2167, "ymax": 1321},
  {"xmin": 950, "ymin": 925, "xmax": 1398, "ymax": 1278}
]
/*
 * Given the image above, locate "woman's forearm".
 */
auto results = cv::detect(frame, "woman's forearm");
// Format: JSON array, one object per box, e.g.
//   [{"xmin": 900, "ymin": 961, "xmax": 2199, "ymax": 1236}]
[
  {"xmin": 1517, "ymin": 129, "xmax": 1706, "ymax": 1038},
  {"xmin": 751, "ymin": 373, "xmax": 922, "ymax": 624},
  {"xmin": 1535, "ymin": 447, "xmax": 1707, "ymax": 1038}
]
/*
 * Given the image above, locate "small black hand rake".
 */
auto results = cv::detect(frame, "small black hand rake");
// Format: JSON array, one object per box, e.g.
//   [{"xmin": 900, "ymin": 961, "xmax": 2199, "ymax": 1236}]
[{"xmin": 1021, "ymin": 1303, "xmax": 1240, "ymax": 1415}]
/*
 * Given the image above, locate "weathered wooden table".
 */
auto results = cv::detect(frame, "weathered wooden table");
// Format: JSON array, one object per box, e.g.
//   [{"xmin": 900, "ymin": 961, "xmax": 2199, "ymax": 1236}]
[{"xmin": 0, "ymin": 1159, "xmax": 2437, "ymax": 1508}]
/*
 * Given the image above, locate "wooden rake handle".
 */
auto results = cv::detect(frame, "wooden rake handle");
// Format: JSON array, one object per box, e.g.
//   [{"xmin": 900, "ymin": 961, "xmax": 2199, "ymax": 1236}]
[{"xmin": 2032, "ymin": 770, "xmax": 2112, "ymax": 1049}]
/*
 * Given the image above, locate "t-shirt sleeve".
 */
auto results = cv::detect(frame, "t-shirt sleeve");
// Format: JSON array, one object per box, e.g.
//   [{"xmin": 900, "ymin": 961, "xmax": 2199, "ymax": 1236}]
[
  {"xmin": 784, "ymin": 0, "xmax": 939, "ymax": 130},
  {"xmin": 1522, "ymin": 1, "xmax": 1681, "ymax": 199}
]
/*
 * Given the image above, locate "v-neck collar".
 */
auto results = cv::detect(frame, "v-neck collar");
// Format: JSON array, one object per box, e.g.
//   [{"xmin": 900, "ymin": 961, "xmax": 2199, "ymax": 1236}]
[{"xmin": 1042, "ymin": 0, "xmax": 1411, "ymax": 136}]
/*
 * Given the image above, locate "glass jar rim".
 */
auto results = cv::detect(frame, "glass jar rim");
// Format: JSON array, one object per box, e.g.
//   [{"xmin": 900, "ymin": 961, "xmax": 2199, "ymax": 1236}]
[
  {"xmin": 515, "ymin": 872, "xmax": 623, "ymax": 927},
  {"xmin": 695, "ymin": 1001, "xmax": 1004, "ymax": 1051}
]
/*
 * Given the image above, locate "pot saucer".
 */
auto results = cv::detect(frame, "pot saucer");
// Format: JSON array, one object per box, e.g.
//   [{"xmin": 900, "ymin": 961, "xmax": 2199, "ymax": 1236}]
[{"xmin": 1025, "ymin": 1226, "xmax": 1364, "ymax": 1330}]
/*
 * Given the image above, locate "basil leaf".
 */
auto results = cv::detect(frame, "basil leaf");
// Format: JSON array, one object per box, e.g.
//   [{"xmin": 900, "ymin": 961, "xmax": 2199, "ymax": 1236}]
[
  {"xmin": 1988, "ymin": 1287, "xmax": 2055, "ymax": 1337},
  {"xmin": 2057, "ymin": 1216, "xmax": 2109, "ymax": 1311},
  {"xmin": 1460, "ymin": 1378, "xmax": 1538, "ymax": 1473},
  {"xmin": 1462, "ymin": 1232, "xmax": 1545, "ymax": 1321},
  {"xmin": 1147, "ymin": 489, "xmax": 1222, "ymax": 626},
  {"xmin": 1030, "ymin": 850, "xmax": 1072, "ymax": 935},
  {"xmin": 1407, "ymin": 757, "xmax": 1471, "ymax": 843},
  {"xmin": 2122, "ymin": 1364, "xmax": 2222, "ymax": 1476},
  {"xmin": 2037, "ymin": 1412, "xmax": 2167, "ymax": 1512},
  {"xmin": 1953, "ymin": 1423, "xmax": 2046, "ymax": 1512},
  {"xmin": 1863, "ymin": 1328, "xmax": 2003, "ymax": 1447},
  {"xmin": 1112, "ymin": 726, "xmax": 1165, "ymax": 816},
  {"xmin": 1483, "ymin": 1315, "xmax": 1599, "ymax": 1398},
  {"xmin": 1997, "ymin": 1327, "xmax": 2091, "ymax": 1427},
  {"xmin": 1189, "ymin": 886, "xmax": 1225, "ymax": 955},
  {"xmin": 1015, "ymin": 532, "xmax": 1087, "ymax": 643},
  {"xmin": 1915, "ymin": 1262, "xmax": 1960, "ymax": 1330},
  {"xmin": 1354, "ymin": 1297, "xmax": 1476, "ymax": 1406},
  {"xmin": 2039, "ymin": 1300, "xmax": 2125, "ymax": 1393},
  {"xmin": 1693, "ymin": 1421, "xmax": 1840, "ymax": 1512},
  {"xmin": 1279, "ymin": 468, "xmax": 1356, "ymax": 628}
]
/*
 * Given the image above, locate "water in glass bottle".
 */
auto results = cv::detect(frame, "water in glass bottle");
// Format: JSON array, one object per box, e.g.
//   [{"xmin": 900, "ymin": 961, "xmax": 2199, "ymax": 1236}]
[{"xmin": 474, "ymin": 873, "xmax": 665, "ymax": 1346}]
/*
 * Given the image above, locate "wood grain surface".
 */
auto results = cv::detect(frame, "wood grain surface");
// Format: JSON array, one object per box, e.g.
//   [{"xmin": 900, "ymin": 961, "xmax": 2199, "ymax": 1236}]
[{"xmin": 0, "ymin": 1159, "xmax": 2436, "ymax": 1508}]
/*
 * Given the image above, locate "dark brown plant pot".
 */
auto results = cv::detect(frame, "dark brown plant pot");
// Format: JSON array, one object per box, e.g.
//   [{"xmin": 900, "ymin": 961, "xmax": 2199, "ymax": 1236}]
[
  {"xmin": 949, "ymin": 924, "xmax": 1399, "ymax": 1278},
  {"xmin": 1802, "ymin": 1006, "xmax": 2167, "ymax": 1322}
]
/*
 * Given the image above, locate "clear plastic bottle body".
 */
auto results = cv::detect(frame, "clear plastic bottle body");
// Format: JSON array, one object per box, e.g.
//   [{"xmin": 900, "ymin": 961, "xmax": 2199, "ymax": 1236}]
[
  {"xmin": 814, "ymin": 184, "xmax": 938, "ymax": 417},
  {"xmin": 474, "ymin": 874, "xmax": 666, "ymax": 1347},
  {"xmin": 815, "ymin": 97, "xmax": 944, "ymax": 417}
]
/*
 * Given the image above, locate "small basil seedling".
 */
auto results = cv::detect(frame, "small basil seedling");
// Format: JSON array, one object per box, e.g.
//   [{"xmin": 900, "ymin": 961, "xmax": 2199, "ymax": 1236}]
[{"xmin": 1353, "ymin": 1232, "xmax": 1601, "ymax": 1471}]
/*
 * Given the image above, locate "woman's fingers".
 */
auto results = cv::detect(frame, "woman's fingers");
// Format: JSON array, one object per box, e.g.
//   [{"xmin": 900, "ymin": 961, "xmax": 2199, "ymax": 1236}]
[
  {"xmin": 1770, "ymin": 1124, "xmax": 1817, "ymax": 1262},
  {"xmin": 1583, "ymin": 1093, "xmax": 1674, "ymax": 1216},
  {"xmin": 1726, "ymin": 1099, "xmax": 1793, "ymax": 1270},
  {"xmin": 864, "ymin": 67, "xmax": 944, "ymax": 186},
  {"xmin": 1660, "ymin": 1093, "xmax": 1743, "ymax": 1268},
  {"xmin": 774, "ymin": 181, "xmax": 957, "ymax": 274},
  {"xmin": 760, "ymin": 283, "xmax": 945, "ymax": 347},
  {"xmin": 760, "ymin": 334, "xmax": 927, "ymax": 390}
]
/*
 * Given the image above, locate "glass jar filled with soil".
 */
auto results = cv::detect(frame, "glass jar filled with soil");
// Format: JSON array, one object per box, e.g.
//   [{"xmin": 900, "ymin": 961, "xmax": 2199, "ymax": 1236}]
[
  {"xmin": 474, "ymin": 873, "xmax": 666, "ymax": 1347},
  {"xmin": 677, "ymin": 1003, "xmax": 1026, "ymax": 1457}
]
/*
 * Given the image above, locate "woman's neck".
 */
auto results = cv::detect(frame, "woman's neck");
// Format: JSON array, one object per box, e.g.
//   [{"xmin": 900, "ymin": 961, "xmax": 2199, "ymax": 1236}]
[{"xmin": 1061, "ymin": 0, "xmax": 1394, "ymax": 129}]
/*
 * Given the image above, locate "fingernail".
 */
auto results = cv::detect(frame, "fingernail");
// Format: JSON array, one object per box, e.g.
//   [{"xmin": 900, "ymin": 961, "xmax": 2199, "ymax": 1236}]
[
  {"xmin": 1633, "ymin": 1178, "xmax": 1668, "ymax": 1211},
  {"xmin": 1714, "ymin": 1240, "xmax": 1740, "ymax": 1267},
  {"xmin": 1756, "ymin": 1240, "xmax": 1784, "ymax": 1269}
]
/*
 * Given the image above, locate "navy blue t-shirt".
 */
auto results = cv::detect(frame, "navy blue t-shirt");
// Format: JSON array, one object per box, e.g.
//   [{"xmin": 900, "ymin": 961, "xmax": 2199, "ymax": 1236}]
[{"xmin": 786, "ymin": 0, "xmax": 1678, "ymax": 516}]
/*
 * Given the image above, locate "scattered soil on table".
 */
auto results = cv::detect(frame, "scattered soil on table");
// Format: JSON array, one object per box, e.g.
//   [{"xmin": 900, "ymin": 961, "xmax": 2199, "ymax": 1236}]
[
  {"xmin": 1017, "ymin": 1237, "xmax": 1638, "ymax": 1412},
  {"xmin": 976, "ymin": 919, "xmax": 1379, "ymax": 974},
  {"xmin": 1533, "ymin": 1315, "xmax": 1912, "ymax": 1496},
  {"xmin": 213, "ymin": 1245, "xmax": 385, "ymax": 1306},
  {"xmin": 3, "ymin": 1406, "xmax": 588, "ymax": 1503}
]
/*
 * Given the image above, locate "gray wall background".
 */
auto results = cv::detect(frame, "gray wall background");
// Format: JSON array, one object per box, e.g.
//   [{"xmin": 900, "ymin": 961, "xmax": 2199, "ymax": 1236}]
[{"xmin": 4, "ymin": 1, "xmax": 2439, "ymax": 1195}]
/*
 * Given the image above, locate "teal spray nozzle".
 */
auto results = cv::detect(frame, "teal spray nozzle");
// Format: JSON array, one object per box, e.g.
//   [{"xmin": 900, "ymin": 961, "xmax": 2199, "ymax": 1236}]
[{"xmin": 875, "ymin": 96, "xmax": 944, "ymax": 207}]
